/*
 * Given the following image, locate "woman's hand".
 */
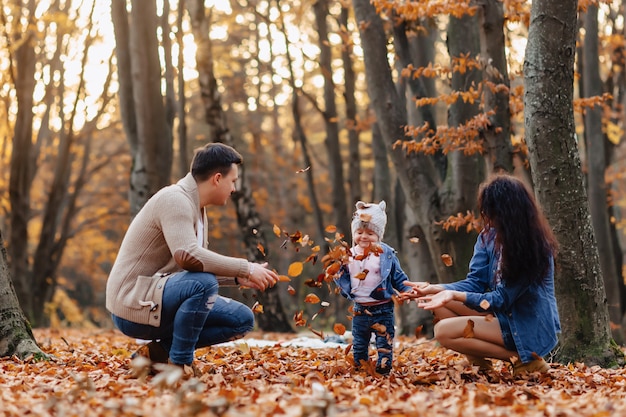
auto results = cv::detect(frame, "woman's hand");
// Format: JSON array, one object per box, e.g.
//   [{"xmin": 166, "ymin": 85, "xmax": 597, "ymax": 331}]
[
  {"xmin": 397, "ymin": 282, "xmax": 444, "ymax": 301},
  {"xmin": 417, "ymin": 290, "xmax": 463, "ymax": 310},
  {"xmin": 240, "ymin": 262, "xmax": 279, "ymax": 291}
]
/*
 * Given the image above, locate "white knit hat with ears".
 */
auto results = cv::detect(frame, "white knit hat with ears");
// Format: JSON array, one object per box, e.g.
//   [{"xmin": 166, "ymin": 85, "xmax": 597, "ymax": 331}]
[{"xmin": 351, "ymin": 200, "xmax": 387, "ymax": 240}]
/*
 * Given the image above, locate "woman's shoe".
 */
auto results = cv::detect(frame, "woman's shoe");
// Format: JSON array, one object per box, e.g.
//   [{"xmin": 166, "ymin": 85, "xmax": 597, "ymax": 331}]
[
  {"xmin": 465, "ymin": 355, "xmax": 493, "ymax": 371},
  {"xmin": 512, "ymin": 357, "xmax": 550, "ymax": 376}
]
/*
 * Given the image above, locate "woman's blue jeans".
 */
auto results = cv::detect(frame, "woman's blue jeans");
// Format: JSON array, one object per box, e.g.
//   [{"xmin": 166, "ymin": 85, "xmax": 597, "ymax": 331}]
[{"xmin": 112, "ymin": 271, "xmax": 254, "ymax": 365}]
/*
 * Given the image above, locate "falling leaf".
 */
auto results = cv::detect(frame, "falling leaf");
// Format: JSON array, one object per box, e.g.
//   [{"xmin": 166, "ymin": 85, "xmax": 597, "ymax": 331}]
[
  {"xmin": 463, "ymin": 319, "xmax": 475, "ymax": 338},
  {"xmin": 414, "ymin": 325, "xmax": 424, "ymax": 339},
  {"xmin": 320, "ymin": 301, "xmax": 330, "ymax": 307},
  {"xmin": 441, "ymin": 254, "xmax": 453, "ymax": 267},
  {"xmin": 304, "ymin": 294, "xmax": 321, "ymax": 304},
  {"xmin": 325, "ymin": 225, "xmax": 337, "ymax": 233},
  {"xmin": 252, "ymin": 301, "xmax": 264, "ymax": 314},
  {"xmin": 359, "ymin": 213, "xmax": 372, "ymax": 222},
  {"xmin": 296, "ymin": 166, "xmax": 311, "ymax": 173},
  {"xmin": 273, "ymin": 224, "xmax": 281, "ymax": 237},
  {"xmin": 479, "ymin": 299, "xmax": 491, "ymax": 310},
  {"xmin": 334, "ymin": 323, "xmax": 346, "ymax": 335},
  {"xmin": 288, "ymin": 262, "xmax": 304, "ymax": 277},
  {"xmin": 277, "ymin": 275, "xmax": 291, "ymax": 282},
  {"xmin": 308, "ymin": 326, "xmax": 324, "ymax": 339},
  {"xmin": 294, "ymin": 310, "xmax": 306, "ymax": 326},
  {"xmin": 409, "ymin": 237, "xmax": 420, "ymax": 243},
  {"xmin": 257, "ymin": 243, "xmax": 266, "ymax": 257},
  {"xmin": 371, "ymin": 323, "xmax": 387, "ymax": 334},
  {"xmin": 287, "ymin": 285, "xmax": 296, "ymax": 295},
  {"xmin": 354, "ymin": 270, "xmax": 369, "ymax": 280}
]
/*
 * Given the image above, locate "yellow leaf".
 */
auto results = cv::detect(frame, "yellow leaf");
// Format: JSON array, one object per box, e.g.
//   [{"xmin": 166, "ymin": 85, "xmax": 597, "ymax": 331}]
[
  {"xmin": 273, "ymin": 224, "xmax": 281, "ymax": 237},
  {"xmin": 288, "ymin": 262, "xmax": 304, "ymax": 277}
]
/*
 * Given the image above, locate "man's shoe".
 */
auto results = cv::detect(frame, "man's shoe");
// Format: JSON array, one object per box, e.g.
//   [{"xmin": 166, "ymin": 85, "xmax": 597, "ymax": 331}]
[
  {"xmin": 131, "ymin": 341, "xmax": 169, "ymax": 364},
  {"xmin": 512, "ymin": 357, "xmax": 550, "ymax": 376},
  {"xmin": 465, "ymin": 355, "xmax": 493, "ymax": 371}
]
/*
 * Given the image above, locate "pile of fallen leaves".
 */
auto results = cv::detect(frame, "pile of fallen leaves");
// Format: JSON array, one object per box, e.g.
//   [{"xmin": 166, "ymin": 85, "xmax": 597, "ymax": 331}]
[{"xmin": 1, "ymin": 328, "xmax": 626, "ymax": 417}]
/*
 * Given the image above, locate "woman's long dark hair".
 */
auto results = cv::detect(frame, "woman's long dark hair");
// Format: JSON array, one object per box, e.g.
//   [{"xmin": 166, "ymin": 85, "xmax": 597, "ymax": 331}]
[{"xmin": 478, "ymin": 174, "xmax": 559, "ymax": 286}]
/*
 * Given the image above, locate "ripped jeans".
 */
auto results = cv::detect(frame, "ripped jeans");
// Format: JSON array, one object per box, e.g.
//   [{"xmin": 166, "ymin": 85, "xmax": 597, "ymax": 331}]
[{"xmin": 112, "ymin": 271, "xmax": 254, "ymax": 365}]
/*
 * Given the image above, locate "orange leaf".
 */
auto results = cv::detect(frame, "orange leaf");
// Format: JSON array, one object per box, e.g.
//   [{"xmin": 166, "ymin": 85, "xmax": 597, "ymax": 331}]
[
  {"xmin": 479, "ymin": 299, "xmax": 490, "ymax": 310},
  {"xmin": 371, "ymin": 323, "xmax": 387, "ymax": 334},
  {"xmin": 334, "ymin": 323, "xmax": 346, "ymax": 335},
  {"xmin": 354, "ymin": 270, "xmax": 369, "ymax": 280},
  {"xmin": 288, "ymin": 262, "xmax": 304, "ymax": 277},
  {"xmin": 409, "ymin": 237, "xmax": 420, "ymax": 243},
  {"xmin": 252, "ymin": 301, "xmax": 264, "ymax": 314},
  {"xmin": 273, "ymin": 224, "xmax": 281, "ymax": 237},
  {"xmin": 325, "ymin": 225, "xmax": 337, "ymax": 233},
  {"xmin": 414, "ymin": 325, "xmax": 424, "ymax": 339},
  {"xmin": 287, "ymin": 285, "xmax": 296, "ymax": 295},
  {"xmin": 463, "ymin": 319, "xmax": 475, "ymax": 338},
  {"xmin": 359, "ymin": 213, "xmax": 372, "ymax": 222},
  {"xmin": 257, "ymin": 243, "xmax": 266, "ymax": 257},
  {"xmin": 441, "ymin": 254, "xmax": 453, "ymax": 267},
  {"xmin": 304, "ymin": 293, "xmax": 321, "ymax": 304},
  {"xmin": 278, "ymin": 275, "xmax": 291, "ymax": 282}
]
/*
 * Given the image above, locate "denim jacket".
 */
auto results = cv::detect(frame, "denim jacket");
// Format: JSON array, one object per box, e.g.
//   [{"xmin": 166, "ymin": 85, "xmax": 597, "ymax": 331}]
[
  {"xmin": 443, "ymin": 229, "xmax": 561, "ymax": 363},
  {"xmin": 335, "ymin": 243, "xmax": 412, "ymax": 302}
]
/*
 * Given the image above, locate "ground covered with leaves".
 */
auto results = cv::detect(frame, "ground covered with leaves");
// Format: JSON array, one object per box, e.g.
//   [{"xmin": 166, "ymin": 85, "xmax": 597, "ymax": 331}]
[{"xmin": 1, "ymin": 328, "xmax": 626, "ymax": 416}]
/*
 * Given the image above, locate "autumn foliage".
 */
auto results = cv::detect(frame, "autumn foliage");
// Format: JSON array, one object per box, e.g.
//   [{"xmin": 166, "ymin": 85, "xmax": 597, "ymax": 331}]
[{"xmin": 3, "ymin": 328, "xmax": 626, "ymax": 416}]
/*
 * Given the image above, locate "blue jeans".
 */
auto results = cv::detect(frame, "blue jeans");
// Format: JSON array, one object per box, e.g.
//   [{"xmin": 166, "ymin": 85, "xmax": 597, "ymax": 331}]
[
  {"xmin": 351, "ymin": 301, "xmax": 395, "ymax": 368},
  {"xmin": 112, "ymin": 271, "xmax": 254, "ymax": 365}
]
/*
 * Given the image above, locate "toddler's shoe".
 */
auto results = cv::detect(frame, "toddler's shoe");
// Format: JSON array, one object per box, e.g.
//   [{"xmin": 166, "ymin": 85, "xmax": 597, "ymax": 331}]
[{"xmin": 375, "ymin": 364, "xmax": 391, "ymax": 375}]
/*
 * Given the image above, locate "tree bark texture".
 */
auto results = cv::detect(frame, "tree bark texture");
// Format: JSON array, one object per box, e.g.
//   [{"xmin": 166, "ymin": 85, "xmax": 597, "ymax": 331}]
[
  {"xmin": 524, "ymin": 0, "xmax": 620, "ymax": 365},
  {"xmin": 0, "ymin": 229, "xmax": 45, "ymax": 360},
  {"xmin": 582, "ymin": 4, "xmax": 623, "ymax": 343},
  {"xmin": 478, "ymin": 0, "xmax": 514, "ymax": 174},
  {"xmin": 313, "ymin": 0, "xmax": 351, "ymax": 238},
  {"xmin": 188, "ymin": 0, "xmax": 293, "ymax": 332},
  {"xmin": 130, "ymin": 0, "xmax": 172, "ymax": 209},
  {"xmin": 8, "ymin": 0, "xmax": 37, "ymax": 320}
]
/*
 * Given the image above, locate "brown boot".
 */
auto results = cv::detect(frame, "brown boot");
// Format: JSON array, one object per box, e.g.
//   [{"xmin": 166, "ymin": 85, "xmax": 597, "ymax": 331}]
[
  {"xmin": 465, "ymin": 355, "xmax": 493, "ymax": 371},
  {"xmin": 512, "ymin": 357, "xmax": 550, "ymax": 376},
  {"xmin": 131, "ymin": 341, "xmax": 169, "ymax": 364}
]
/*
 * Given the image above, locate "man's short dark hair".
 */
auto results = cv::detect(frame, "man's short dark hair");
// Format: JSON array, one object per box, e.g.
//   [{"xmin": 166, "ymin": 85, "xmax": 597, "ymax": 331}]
[{"xmin": 191, "ymin": 143, "xmax": 243, "ymax": 181}]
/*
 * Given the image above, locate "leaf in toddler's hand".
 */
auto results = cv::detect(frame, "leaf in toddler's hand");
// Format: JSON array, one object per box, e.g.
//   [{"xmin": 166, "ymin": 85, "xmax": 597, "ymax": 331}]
[{"xmin": 463, "ymin": 319, "xmax": 475, "ymax": 338}]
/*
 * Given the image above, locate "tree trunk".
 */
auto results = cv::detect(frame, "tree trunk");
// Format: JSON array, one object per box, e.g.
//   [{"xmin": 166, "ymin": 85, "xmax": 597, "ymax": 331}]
[
  {"xmin": 188, "ymin": 0, "xmax": 292, "ymax": 332},
  {"xmin": 524, "ymin": 0, "xmax": 622, "ymax": 366},
  {"xmin": 313, "ymin": 0, "xmax": 351, "ymax": 237},
  {"xmin": 130, "ymin": 0, "xmax": 172, "ymax": 207},
  {"xmin": 8, "ymin": 0, "xmax": 37, "ymax": 320},
  {"xmin": 582, "ymin": 4, "xmax": 623, "ymax": 343},
  {"xmin": 0, "ymin": 229, "xmax": 46, "ymax": 360},
  {"xmin": 339, "ymin": 5, "xmax": 362, "ymax": 207},
  {"xmin": 478, "ymin": 0, "xmax": 514, "ymax": 174}
]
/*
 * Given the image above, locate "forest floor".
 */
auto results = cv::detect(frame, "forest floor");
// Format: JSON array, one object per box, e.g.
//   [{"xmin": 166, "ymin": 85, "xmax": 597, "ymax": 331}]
[{"xmin": 1, "ymin": 328, "xmax": 625, "ymax": 416}]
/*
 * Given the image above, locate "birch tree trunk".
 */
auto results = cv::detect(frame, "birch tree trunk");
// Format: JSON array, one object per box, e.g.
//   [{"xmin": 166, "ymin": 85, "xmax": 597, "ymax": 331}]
[{"xmin": 524, "ymin": 0, "xmax": 623, "ymax": 365}]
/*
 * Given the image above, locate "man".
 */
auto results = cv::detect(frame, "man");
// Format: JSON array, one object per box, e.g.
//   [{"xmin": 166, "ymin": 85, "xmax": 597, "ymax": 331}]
[{"xmin": 106, "ymin": 143, "xmax": 278, "ymax": 374}]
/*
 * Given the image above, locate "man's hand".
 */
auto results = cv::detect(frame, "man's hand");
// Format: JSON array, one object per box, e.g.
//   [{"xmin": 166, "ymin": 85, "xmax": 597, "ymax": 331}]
[{"xmin": 239, "ymin": 262, "xmax": 279, "ymax": 291}]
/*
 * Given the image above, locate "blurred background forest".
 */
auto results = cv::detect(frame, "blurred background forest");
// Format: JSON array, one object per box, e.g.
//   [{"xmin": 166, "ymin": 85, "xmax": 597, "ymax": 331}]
[{"xmin": 2, "ymin": 0, "xmax": 626, "ymax": 343}]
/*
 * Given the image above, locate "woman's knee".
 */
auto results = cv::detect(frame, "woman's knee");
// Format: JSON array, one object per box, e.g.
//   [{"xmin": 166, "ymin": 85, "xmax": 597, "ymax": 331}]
[{"xmin": 433, "ymin": 320, "xmax": 455, "ymax": 345}]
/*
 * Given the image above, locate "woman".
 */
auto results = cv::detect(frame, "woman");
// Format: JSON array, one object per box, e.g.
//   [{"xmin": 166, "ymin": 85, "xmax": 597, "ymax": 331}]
[{"xmin": 408, "ymin": 174, "xmax": 560, "ymax": 375}]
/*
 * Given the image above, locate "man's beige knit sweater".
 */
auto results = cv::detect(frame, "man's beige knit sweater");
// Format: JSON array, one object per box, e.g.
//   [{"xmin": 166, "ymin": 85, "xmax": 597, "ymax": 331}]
[{"xmin": 106, "ymin": 173, "xmax": 250, "ymax": 327}]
